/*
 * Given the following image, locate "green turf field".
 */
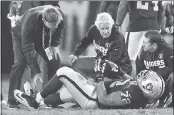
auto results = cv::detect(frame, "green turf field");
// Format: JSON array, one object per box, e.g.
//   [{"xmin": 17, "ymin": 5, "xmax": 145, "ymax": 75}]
[{"xmin": 1, "ymin": 74, "xmax": 173, "ymax": 115}]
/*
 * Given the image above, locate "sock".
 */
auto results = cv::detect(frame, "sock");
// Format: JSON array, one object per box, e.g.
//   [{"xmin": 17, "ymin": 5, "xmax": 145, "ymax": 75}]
[
  {"xmin": 40, "ymin": 74, "xmax": 63, "ymax": 98},
  {"xmin": 35, "ymin": 92, "xmax": 43, "ymax": 103},
  {"xmin": 44, "ymin": 93, "xmax": 64, "ymax": 107}
]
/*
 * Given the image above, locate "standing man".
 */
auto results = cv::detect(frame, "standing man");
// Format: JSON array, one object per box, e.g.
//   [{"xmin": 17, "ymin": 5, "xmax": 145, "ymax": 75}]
[
  {"xmin": 7, "ymin": 5, "xmax": 64, "ymax": 109},
  {"xmin": 116, "ymin": 1, "xmax": 164, "ymax": 78}
]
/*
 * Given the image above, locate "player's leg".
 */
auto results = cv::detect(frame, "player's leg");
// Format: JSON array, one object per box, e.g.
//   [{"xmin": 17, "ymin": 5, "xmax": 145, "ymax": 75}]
[
  {"xmin": 37, "ymin": 67, "xmax": 98, "ymax": 109},
  {"xmin": 43, "ymin": 87, "xmax": 75, "ymax": 107},
  {"xmin": 14, "ymin": 67, "xmax": 98, "ymax": 109},
  {"xmin": 47, "ymin": 53, "xmax": 61, "ymax": 80},
  {"xmin": 125, "ymin": 31, "xmax": 146, "ymax": 78},
  {"xmin": 33, "ymin": 54, "xmax": 48, "ymax": 93},
  {"xmin": 7, "ymin": 31, "xmax": 26, "ymax": 109}
]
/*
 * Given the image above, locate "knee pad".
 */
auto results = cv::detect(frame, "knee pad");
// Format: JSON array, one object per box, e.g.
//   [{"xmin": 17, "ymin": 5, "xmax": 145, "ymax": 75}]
[{"xmin": 44, "ymin": 93, "xmax": 64, "ymax": 107}]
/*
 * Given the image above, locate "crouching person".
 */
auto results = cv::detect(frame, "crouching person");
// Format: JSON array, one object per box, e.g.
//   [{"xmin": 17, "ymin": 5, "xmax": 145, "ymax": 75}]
[
  {"xmin": 140, "ymin": 30, "xmax": 173, "ymax": 107},
  {"xmin": 69, "ymin": 12, "xmax": 131, "ymax": 79}
]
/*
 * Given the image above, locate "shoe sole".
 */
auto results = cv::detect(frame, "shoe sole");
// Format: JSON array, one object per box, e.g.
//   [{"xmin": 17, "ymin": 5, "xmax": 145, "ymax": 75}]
[
  {"xmin": 7, "ymin": 106, "xmax": 19, "ymax": 110},
  {"xmin": 14, "ymin": 90, "xmax": 36, "ymax": 111}
]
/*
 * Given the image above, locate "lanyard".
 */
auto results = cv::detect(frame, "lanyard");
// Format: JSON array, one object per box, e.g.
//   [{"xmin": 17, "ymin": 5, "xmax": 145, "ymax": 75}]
[{"xmin": 42, "ymin": 27, "xmax": 52, "ymax": 49}]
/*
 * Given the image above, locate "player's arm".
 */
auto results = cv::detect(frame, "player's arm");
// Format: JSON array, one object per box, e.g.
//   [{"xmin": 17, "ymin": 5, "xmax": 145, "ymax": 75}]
[
  {"xmin": 51, "ymin": 21, "xmax": 64, "ymax": 47},
  {"xmin": 116, "ymin": 1, "xmax": 129, "ymax": 26},
  {"xmin": 73, "ymin": 26, "xmax": 94, "ymax": 57},
  {"xmin": 50, "ymin": 8, "xmax": 65, "ymax": 47},
  {"xmin": 100, "ymin": 1, "xmax": 110, "ymax": 12},
  {"xmin": 96, "ymin": 81, "xmax": 131, "ymax": 106},
  {"xmin": 104, "ymin": 60, "xmax": 133, "ymax": 80},
  {"xmin": 21, "ymin": 15, "xmax": 41, "ymax": 76},
  {"xmin": 156, "ymin": 48, "xmax": 173, "ymax": 78},
  {"xmin": 139, "ymin": 50, "xmax": 146, "ymax": 71}
]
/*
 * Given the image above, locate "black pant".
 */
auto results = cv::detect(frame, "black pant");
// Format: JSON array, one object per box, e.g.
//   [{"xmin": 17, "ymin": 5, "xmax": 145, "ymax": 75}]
[
  {"xmin": 8, "ymin": 31, "xmax": 61, "ymax": 104},
  {"xmin": 8, "ymin": 32, "xmax": 27, "ymax": 104}
]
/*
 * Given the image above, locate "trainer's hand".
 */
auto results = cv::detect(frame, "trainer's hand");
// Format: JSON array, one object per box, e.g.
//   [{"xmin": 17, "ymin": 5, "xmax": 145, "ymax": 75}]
[
  {"xmin": 49, "ymin": 47, "xmax": 59, "ymax": 60},
  {"xmin": 95, "ymin": 72, "xmax": 104, "ymax": 83},
  {"xmin": 69, "ymin": 55, "xmax": 78, "ymax": 64},
  {"xmin": 105, "ymin": 60, "xmax": 119, "ymax": 72}
]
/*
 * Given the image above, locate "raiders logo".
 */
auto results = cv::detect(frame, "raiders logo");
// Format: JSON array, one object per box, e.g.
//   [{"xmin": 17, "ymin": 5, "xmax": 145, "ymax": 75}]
[
  {"xmin": 146, "ymin": 83, "xmax": 153, "ymax": 91},
  {"xmin": 105, "ymin": 43, "xmax": 110, "ymax": 49}
]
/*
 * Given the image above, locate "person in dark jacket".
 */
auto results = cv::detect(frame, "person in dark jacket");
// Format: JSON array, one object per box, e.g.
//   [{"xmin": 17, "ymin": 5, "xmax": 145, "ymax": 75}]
[
  {"xmin": 7, "ymin": 5, "xmax": 64, "ymax": 109},
  {"xmin": 139, "ymin": 30, "xmax": 173, "ymax": 107},
  {"xmin": 70, "ymin": 12, "xmax": 132, "ymax": 80}
]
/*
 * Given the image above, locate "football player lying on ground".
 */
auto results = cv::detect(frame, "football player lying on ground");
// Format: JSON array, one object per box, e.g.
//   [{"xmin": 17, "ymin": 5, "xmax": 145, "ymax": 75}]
[
  {"xmin": 139, "ymin": 30, "xmax": 173, "ymax": 107},
  {"xmin": 69, "ymin": 12, "xmax": 131, "ymax": 80},
  {"xmin": 14, "ymin": 59, "xmax": 165, "ymax": 110}
]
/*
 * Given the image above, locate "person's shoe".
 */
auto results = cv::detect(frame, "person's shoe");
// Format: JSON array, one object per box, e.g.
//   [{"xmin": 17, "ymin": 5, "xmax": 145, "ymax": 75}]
[
  {"xmin": 39, "ymin": 100, "xmax": 64, "ymax": 109},
  {"xmin": 71, "ymin": 103, "xmax": 81, "ymax": 109},
  {"xmin": 23, "ymin": 81, "xmax": 35, "ymax": 97},
  {"xmin": 39, "ymin": 100, "xmax": 53, "ymax": 109},
  {"xmin": 7, "ymin": 103, "xmax": 20, "ymax": 109},
  {"xmin": 14, "ymin": 89, "xmax": 39, "ymax": 110}
]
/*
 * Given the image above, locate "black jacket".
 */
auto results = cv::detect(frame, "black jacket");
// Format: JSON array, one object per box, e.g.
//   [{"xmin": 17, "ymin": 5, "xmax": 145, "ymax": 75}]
[
  {"xmin": 140, "ymin": 41, "xmax": 173, "ymax": 80},
  {"xmin": 74, "ymin": 25, "xmax": 132, "ymax": 75},
  {"xmin": 12, "ymin": 5, "xmax": 64, "ymax": 75}
]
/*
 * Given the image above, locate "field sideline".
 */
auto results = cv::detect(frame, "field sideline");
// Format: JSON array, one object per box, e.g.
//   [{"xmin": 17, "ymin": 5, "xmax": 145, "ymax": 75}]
[{"xmin": 1, "ymin": 74, "xmax": 173, "ymax": 115}]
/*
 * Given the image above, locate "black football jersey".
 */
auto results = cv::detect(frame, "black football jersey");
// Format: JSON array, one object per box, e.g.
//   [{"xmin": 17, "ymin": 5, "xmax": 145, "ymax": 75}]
[
  {"xmin": 100, "ymin": 80, "xmax": 149, "ymax": 109},
  {"xmin": 128, "ymin": 1, "xmax": 162, "ymax": 31}
]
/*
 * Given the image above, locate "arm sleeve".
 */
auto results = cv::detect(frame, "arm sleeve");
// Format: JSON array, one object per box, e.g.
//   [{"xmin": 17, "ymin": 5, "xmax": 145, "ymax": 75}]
[
  {"xmin": 51, "ymin": 20, "xmax": 64, "ymax": 47},
  {"xmin": 108, "ymin": 34, "xmax": 124, "ymax": 63},
  {"xmin": 100, "ymin": 1, "xmax": 110, "ymax": 12},
  {"xmin": 139, "ymin": 50, "xmax": 146, "ymax": 71},
  {"xmin": 156, "ymin": 48, "xmax": 173, "ymax": 79},
  {"xmin": 21, "ymin": 15, "xmax": 41, "ymax": 76},
  {"xmin": 74, "ymin": 26, "xmax": 94, "ymax": 56},
  {"xmin": 164, "ymin": 48, "xmax": 173, "ymax": 69},
  {"xmin": 116, "ymin": 1, "xmax": 129, "ymax": 25}
]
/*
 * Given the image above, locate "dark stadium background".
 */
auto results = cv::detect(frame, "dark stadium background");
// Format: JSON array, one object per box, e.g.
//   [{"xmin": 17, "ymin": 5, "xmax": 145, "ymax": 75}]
[{"xmin": 1, "ymin": 1, "xmax": 103, "ymax": 74}]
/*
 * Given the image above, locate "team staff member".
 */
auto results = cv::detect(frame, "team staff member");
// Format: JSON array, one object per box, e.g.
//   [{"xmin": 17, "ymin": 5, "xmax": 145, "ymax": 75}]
[
  {"xmin": 116, "ymin": 1, "xmax": 164, "ymax": 78},
  {"xmin": 70, "ymin": 12, "xmax": 131, "ymax": 80},
  {"xmin": 7, "ymin": 5, "xmax": 64, "ymax": 109},
  {"xmin": 140, "ymin": 30, "xmax": 173, "ymax": 107}
]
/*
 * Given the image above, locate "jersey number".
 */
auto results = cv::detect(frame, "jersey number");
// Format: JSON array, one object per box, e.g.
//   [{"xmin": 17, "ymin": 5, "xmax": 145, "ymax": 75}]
[
  {"xmin": 137, "ymin": 1, "xmax": 159, "ymax": 11},
  {"xmin": 121, "ymin": 91, "xmax": 131, "ymax": 104}
]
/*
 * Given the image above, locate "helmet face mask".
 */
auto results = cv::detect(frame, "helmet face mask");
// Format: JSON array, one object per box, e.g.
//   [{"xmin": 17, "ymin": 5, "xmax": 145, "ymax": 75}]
[{"xmin": 137, "ymin": 70, "xmax": 165, "ymax": 101}]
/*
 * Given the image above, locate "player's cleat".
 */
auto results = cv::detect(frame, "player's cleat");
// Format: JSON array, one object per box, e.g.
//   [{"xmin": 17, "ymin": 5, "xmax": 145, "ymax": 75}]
[
  {"xmin": 39, "ymin": 100, "xmax": 53, "ymax": 109},
  {"xmin": 14, "ymin": 90, "xmax": 39, "ymax": 110}
]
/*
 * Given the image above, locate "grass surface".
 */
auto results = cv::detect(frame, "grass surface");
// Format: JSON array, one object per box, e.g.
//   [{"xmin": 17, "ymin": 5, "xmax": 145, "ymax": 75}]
[{"xmin": 1, "ymin": 74, "xmax": 173, "ymax": 115}]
